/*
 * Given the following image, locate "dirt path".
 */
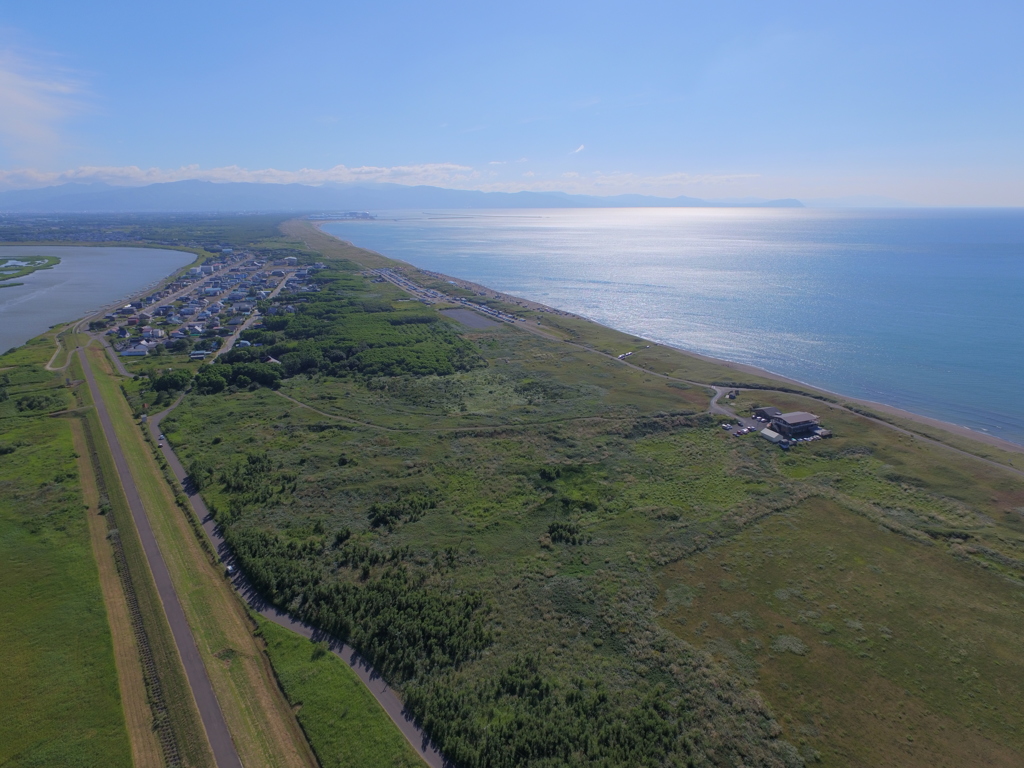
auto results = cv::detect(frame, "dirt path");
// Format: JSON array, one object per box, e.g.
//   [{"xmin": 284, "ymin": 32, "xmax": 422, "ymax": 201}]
[
  {"xmin": 490, "ymin": 305, "xmax": 1024, "ymax": 480},
  {"xmin": 150, "ymin": 401, "xmax": 449, "ymax": 768},
  {"xmin": 708, "ymin": 384, "xmax": 1024, "ymax": 479},
  {"xmin": 77, "ymin": 347, "xmax": 243, "ymax": 768},
  {"xmin": 44, "ymin": 331, "xmax": 70, "ymax": 371},
  {"xmin": 274, "ymin": 390, "xmax": 681, "ymax": 436}
]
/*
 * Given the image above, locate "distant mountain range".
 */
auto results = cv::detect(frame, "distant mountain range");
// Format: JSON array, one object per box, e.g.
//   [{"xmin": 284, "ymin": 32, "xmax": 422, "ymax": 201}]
[{"xmin": 0, "ymin": 180, "xmax": 805, "ymax": 213}]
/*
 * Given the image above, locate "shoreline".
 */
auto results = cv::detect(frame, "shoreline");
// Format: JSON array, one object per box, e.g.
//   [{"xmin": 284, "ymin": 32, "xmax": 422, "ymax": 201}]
[
  {"xmin": 0, "ymin": 245, "xmax": 202, "ymax": 355},
  {"xmin": 314, "ymin": 220, "xmax": 1024, "ymax": 456},
  {"xmin": 674, "ymin": 345, "xmax": 1024, "ymax": 454}
]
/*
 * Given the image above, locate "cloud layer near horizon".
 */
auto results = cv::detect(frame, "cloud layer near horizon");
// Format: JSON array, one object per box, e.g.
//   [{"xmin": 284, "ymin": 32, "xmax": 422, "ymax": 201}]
[
  {"xmin": 0, "ymin": 163, "xmax": 476, "ymax": 189},
  {"xmin": 0, "ymin": 163, "xmax": 760, "ymax": 198}
]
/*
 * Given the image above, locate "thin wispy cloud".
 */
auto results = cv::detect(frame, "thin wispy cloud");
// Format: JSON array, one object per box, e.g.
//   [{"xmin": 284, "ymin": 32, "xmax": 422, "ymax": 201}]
[
  {"xmin": 0, "ymin": 49, "xmax": 83, "ymax": 165},
  {"xmin": 572, "ymin": 144, "xmax": 585, "ymax": 154}
]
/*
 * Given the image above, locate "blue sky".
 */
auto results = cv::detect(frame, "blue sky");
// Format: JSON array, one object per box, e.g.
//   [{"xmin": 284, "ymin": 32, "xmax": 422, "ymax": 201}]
[{"xmin": 1, "ymin": 1, "xmax": 1022, "ymax": 203}]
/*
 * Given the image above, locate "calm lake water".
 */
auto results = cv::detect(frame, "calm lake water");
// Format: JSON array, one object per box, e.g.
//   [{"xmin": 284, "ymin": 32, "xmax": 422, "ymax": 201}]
[
  {"xmin": 0, "ymin": 246, "xmax": 194, "ymax": 354},
  {"xmin": 325, "ymin": 208, "xmax": 1024, "ymax": 445}
]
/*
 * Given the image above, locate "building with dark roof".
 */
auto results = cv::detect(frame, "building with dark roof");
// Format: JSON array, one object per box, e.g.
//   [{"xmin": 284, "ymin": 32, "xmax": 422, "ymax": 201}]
[{"xmin": 771, "ymin": 411, "xmax": 821, "ymax": 439}]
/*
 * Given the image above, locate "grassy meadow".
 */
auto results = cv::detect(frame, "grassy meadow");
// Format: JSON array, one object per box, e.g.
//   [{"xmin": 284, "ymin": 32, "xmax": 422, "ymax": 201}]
[
  {"xmin": 659, "ymin": 497, "xmax": 1024, "ymax": 766},
  {"xmin": 0, "ymin": 333, "xmax": 132, "ymax": 768},
  {"xmin": 256, "ymin": 618, "xmax": 423, "ymax": 768}
]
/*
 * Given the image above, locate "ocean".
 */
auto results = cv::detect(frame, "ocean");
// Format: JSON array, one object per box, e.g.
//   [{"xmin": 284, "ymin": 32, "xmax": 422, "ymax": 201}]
[{"xmin": 323, "ymin": 208, "xmax": 1024, "ymax": 446}]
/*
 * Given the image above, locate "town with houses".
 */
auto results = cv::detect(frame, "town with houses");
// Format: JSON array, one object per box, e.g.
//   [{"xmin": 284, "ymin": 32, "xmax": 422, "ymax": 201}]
[
  {"xmin": 102, "ymin": 249, "xmax": 323, "ymax": 359},
  {"xmin": 104, "ymin": 250, "xmax": 557, "ymax": 365}
]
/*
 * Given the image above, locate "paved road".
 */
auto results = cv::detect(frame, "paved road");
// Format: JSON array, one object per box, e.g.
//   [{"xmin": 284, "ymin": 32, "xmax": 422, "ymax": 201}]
[
  {"xmin": 149, "ymin": 403, "xmax": 450, "ymax": 768},
  {"xmin": 212, "ymin": 270, "xmax": 293, "ymax": 360},
  {"xmin": 78, "ymin": 347, "xmax": 244, "ymax": 768},
  {"xmin": 98, "ymin": 334, "xmax": 132, "ymax": 377}
]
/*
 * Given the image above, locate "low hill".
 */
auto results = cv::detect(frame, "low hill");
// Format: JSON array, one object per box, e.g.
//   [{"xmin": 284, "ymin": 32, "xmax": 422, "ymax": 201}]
[{"xmin": 0, "ymin": 180, "xmax": 804, "ymax": 213}]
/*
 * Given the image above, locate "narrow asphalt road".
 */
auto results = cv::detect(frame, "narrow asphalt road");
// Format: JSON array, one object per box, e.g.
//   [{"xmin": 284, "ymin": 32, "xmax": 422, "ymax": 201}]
[
  {"xmin": 78, "ymin": 347, "xmax": 244, "ymax": 768},
  {"xmin": 212, "ymin": 270, "xmax": 294, "ymax": 360},
  {"xmin": 149, "ymin": 402, "xmax": 450, "ymax": 768}
]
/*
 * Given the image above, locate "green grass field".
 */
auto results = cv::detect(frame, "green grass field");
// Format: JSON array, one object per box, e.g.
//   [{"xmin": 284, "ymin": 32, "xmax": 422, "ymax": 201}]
[
  {"xmin": 256, "ymin": 618, "xmax": 423, "ymax": 768},
  {"xmin": 0, "ymin": 336, "xmax": 132, "ymax": 768},
  {"xmin": 660, "ymin": 496, "xmax": 1024, "ymax": 766}
]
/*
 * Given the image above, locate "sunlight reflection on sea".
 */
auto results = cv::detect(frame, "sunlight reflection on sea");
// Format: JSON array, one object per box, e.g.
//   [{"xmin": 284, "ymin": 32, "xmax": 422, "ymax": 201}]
[{"xmin": 325, "ymin": 208, "xmax": 1024, "ymax": 444}]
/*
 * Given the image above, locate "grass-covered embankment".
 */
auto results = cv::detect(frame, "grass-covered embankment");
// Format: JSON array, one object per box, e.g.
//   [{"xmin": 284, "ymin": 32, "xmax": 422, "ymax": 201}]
[
  {"xmin": 0, "ymin": 334, "xmax": 132, "ymax": 768},
  {"xmin": 78, "ymin": 345, "xmax": 217, "ymax": 768},
  {"xmin": 256, "ymin": 618, "xmax": 423, "ymax": 768},
  {"xmin": 84, "ymin": 342, "xmax": 316, "ymax": 768}
]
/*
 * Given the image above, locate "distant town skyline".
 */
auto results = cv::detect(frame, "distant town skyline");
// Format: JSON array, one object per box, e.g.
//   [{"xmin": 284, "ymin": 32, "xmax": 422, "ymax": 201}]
[{"xmin": 1, "ymin": 1, "xmax": 1022, "ymax": 205}]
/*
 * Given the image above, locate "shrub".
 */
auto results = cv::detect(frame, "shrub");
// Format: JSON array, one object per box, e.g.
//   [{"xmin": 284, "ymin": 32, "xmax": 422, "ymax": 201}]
[
  {"xmin": 152, "ymin": 368, "xmax": 193, "ymax": 392},
  {"xmin": 771, "ymin": 635, "xmax": 809, "ymax": 655}
]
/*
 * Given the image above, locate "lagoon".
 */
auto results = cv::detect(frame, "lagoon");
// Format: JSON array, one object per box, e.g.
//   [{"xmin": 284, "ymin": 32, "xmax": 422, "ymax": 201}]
[
  {"xmin": 324, "ymin": 208, "xmax": 1024, "ymax": 445},
  {"xmin": 0, "ymin": 246, "xmax": 194, "ymax": 354}
]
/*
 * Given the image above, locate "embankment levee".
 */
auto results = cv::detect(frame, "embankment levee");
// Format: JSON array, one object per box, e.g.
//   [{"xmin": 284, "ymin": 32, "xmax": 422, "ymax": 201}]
[
  {"xmin": 308, "ymin": 219, "xmax": 1024, "ymax": 459},
  {"xmin": 78, "ymin": 347, "xmax": 242, "ymax": 768}
]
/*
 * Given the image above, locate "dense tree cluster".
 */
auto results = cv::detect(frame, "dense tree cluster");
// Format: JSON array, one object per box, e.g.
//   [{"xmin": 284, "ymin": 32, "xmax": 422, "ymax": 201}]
[
  {"xmin": 216, "ymin": 271, "xmax": 485, "ymax": 379},
  {"xmin": 547, "ymin": 521, "xmax": 587, "ymax": 545},
  {"xmin": 225, "ymin": 525, "xmax": 491, "ymax": 682},
  {"xmin": 151, "ymin": 369, "xmax": 193, "ymax": 392},
  {"xmin": 368, "ymin": 494, "xmax": 436, "ymax": 530},
  {"xmin": 192, "ymin": 361, "xmax": 283, "ymax": 393},
  {"xmin": 406, "ymin": 657, "xmax": 801, "ymax": 768},
  {"xmin": 15, "ymin": 392, "xmax": 63, "ymax": 412}
]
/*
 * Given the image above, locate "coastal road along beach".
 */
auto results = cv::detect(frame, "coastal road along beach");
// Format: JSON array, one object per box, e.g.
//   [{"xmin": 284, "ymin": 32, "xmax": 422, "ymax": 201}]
[{"xmin": 78, "ymin": 346, "xmax": 244, "ymax": 768}]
